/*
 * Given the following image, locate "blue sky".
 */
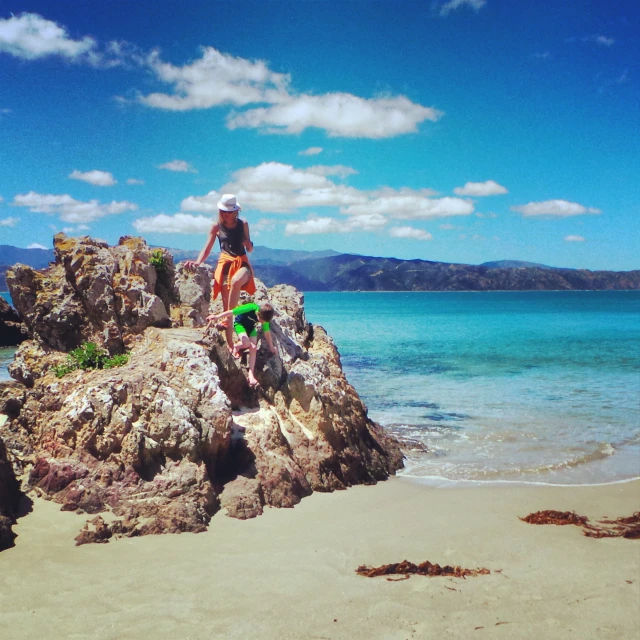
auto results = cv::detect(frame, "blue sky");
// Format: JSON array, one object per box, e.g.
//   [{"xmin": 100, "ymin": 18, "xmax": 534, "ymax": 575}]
[{"xmin": 0, "ymin": 0, "xmax": 638, "ymax": 270}]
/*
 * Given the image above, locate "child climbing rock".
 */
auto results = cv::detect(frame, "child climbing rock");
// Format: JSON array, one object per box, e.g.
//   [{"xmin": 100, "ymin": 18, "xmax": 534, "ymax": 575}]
[{"xmin": 206, "ymin": 302, "xmax": 277, "ymax": 386}]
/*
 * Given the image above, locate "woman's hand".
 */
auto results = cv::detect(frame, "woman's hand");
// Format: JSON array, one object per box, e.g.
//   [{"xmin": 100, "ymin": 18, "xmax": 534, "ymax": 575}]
[{"xmin": 183, "ymin": 260, "xmax": 200, "ymax": 272}]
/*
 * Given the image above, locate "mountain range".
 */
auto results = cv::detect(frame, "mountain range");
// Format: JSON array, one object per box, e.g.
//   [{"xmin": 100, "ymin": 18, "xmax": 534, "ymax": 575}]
[{"xmin": 1, "ymin": 243, "xmax": 638, "ymax": 293}]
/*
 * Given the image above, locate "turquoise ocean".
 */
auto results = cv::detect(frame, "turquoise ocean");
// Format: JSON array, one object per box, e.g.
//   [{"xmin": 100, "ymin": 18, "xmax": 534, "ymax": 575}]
[
  {"xmin": 2, "ymin": 290, "xmax": 639, "ymax": 486},
  {"xmin": 304, "ymin": 291, "xmax": 640, "ymax": 487}
]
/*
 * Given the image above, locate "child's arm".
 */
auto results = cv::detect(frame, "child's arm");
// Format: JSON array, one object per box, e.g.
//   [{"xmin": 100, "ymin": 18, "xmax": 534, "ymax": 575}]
[
  {"xmin": 206, "ymin": 309, "xmax": 234, "ymax": 325},
  {"xmin": 262, "ymin": 329, "xmax": 277, "ymax": 355}
]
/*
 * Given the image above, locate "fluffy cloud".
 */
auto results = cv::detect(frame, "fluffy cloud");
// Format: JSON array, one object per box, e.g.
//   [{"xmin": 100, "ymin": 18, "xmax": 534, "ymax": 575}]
[
  {"xmin": 0, "ymin": 216, "xmax": 19, "ymax": 227},
  {"xmin": 439, "ymin": 0, "xmax": 486, "ymax": 16},
  {"xmin": 69, "ymin": 169, "xmax": 117, "ymax": 186},
  {"xmin": 137, "ymin": 46, "xmax": 441, "ymax": 139},
  {"xmin": 132, "ymin": 213, "xmax": 217, "ymax": 235},
  {"xmin": 299, "ymin": 147, "xmax": 323, "ymax": 156},
  {"xmin": 511, "ymin": 200, "xmax": 601, "ymax": 217},
  {"xmin": 228, "ymin": 93, "xmax": 442, "ymax": 139},
  {"xmin": 564, "ymin": 235, "xmax": 585, "ymax": 242},
  {"xmin": 27, "ymin": 242, "xmax": 48, "ymax": 249},
  {"xmin": 139, "ymin": 47, "xmax": 290, "ymax": 111},
  {"xmin": 389, "ymin": 226, "xmax": 433, "ymax": 240},
  {"xmin": 180, "ymin": 163, "xmax": 473, "ymax": 226},
  {"xmin": 126, "ymin": 178, "xmax": 144, "ymax": 185},
  {"xmin": 285, "ymin": 216, "xmax": 345, "ymax": 236},
  {"xmin": 12, "ymin": 192, "xmax": 137, "ymax": 223},
  {"xmin": 453, "ymin": 180, "xmax": 508, "ymax": 196},
  {"xmin": 158, "ymin": 160, "xmax": 197, "ymax": 173},
  {"xmin": 213, "ymin": 162, "xmax": 365, "ymax": 213},
  {"xmin": 0, "ymin": 13, "xmax": 96, "ymax": 61},
  {"xmin": 342, "ymin": 190, "xmax": 474, "ymax": 220},
  {"xmin": 285, "ymin": 213, "xmax": 388, "ymax": 236}
]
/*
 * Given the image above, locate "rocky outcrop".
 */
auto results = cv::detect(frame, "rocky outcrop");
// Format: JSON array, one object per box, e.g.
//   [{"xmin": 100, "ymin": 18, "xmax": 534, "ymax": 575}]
[
  {"xmin": 0, "ymin": 235, "xmax": 402, "ymax": 544},
  {"xmin": 0, "ymin": 296, "xmax": 28, "ymax": 347}
]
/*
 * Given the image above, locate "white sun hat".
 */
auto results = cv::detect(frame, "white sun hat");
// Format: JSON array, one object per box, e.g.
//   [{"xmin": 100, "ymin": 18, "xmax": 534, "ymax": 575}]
[{"xmin": 217, "ymin": 194, "xmax": 242, "ymax": 212}]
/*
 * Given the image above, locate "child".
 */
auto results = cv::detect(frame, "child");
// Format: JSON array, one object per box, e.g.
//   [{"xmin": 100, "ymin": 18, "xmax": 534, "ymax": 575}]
[{"xmin": 206, "ymin": 302, "xmax": 277, "ymax": 386}]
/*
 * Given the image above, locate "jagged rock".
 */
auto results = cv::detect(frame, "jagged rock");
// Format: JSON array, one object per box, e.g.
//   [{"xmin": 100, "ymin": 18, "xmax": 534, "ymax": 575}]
[
  {"xmin": 0, "ymin": 235, "xmax": 403, "ymax": 544},
  {"xmin": 0, "ymin": 296, "xmax": 28, "ymax": 347}
]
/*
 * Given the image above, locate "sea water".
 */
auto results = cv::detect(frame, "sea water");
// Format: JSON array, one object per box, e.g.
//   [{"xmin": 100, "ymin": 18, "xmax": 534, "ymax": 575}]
[
  {"xmin": 1, "ymin": 290, "xmax": 639, "ymax": 485},
  {"xmin": 304, "ymin": 291, "xmax": 640, "ymax": 486}
]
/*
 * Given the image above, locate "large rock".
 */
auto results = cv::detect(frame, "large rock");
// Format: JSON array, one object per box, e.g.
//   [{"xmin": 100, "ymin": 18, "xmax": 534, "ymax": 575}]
[{"xmin": 1, "ymin": 235, "xmax": 403, "ymax": 544}]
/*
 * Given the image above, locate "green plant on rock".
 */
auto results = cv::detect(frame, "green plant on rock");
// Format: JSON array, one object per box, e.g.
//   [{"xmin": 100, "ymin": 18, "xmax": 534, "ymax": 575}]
[
  {"xmin": 150, "ymin": 249, "xmax": 167, "ymax": 273},
  {"xmin": 52, "ymin": 342, "xmax": 129, "ymax": 378}
]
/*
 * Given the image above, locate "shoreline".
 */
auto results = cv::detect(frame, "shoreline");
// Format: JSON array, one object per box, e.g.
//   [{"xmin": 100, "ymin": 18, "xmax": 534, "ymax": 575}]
[{"xmin": 1, "ymin": 476, "xmax": 638, "ymax": 639}]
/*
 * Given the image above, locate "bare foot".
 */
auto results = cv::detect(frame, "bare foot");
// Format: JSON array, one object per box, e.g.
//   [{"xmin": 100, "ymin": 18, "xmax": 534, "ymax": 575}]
[{"xmin": 248, "ymin": 372, "xmax": 259, "ymax": 387}]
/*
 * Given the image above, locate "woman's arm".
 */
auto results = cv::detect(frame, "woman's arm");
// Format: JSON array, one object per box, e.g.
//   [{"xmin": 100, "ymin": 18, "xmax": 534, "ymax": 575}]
[
  {"xmin": 242, "ymin": 220, "xmax": 254, "ymax": 253},
  {"xmin": 185, "ymin": 224, "xmax": 219, "ymax": 270}
]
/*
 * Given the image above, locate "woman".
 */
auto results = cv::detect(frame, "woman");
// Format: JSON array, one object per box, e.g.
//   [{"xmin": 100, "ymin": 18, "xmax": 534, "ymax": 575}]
[{"xmin": 184, "ymin": 193, "xmax": 256, "ymax": 344}]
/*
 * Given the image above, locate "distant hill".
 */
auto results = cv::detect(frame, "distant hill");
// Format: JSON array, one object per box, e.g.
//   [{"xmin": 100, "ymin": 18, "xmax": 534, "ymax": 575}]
[
  {"xmin": 254, "ymin": 254, "xmax": 640, "ymax": 291},
  {"xmin": 1, "ymin": 243, "xmax": 638, "ymax": 292},
  {"xmin": 480, "ymin": 260, "xmax": 554, "ymax": 270}
]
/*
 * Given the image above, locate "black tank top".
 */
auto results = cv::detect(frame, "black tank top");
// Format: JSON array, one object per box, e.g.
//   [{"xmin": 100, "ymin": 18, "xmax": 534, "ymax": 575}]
[{"xmin": 218, "ymin": 219, "xmax": 246, "ymax": 257}]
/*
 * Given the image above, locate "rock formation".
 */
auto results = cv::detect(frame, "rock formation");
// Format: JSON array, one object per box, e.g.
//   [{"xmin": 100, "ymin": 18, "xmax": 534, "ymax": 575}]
[{"xmin": 0, "ymin": 234, "xmax": 403, "ymax": 545}]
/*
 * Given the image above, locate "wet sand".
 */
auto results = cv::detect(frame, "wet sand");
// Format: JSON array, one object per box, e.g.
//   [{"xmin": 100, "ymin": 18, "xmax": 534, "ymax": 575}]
[{"xmin": 1, "ymin": 477, "xmax": 638, "ymax": 639}]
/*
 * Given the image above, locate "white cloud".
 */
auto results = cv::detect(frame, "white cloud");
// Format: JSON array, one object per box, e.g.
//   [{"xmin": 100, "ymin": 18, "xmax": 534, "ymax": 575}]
[
  {"xmin": 299, "ymin": 147, "xmax": 323, "ymax": 156},
  {"xmin": 215, "ymin": 162, "xmax": 365, "ymax": 213},
  {"xmin": 0, "ymin": 216, "xmax": 19, "ymax": 227},
  {"xmin": 132, "ymin": 213, "xmax": 213, "ymax": 234},
  {"xmin": 581, "ymin": 35, "xmax": 615, "ymax": 47},
  {"xmin": 158, "ymin": 160, "xmax": 197, "ymax": 173},
  {"xmin": 228, "ymin": 93, "xmax": 442, "ymax": 139},
  {"xmin": 453, "ymin": 180, "xmax": 508, "ymax": 196},
  {"xmin": 439, "ymin": 223, "xmax": 461, "ymax": 230},
  {"xmin": 181, "ymin": 163, "xmax": 472, "ymax": 225},
  {"xmin": 285, "ymin": 216, "xmax": 346, "ymax": 236},
  {"xmin": 565, "ymin": 235, "xmax": 585, "ymax": 242},
  {"xmin": 0, "ymin": 13, "xmax": 96, "ymax": 61},
  {"xmin": 285, "ymin": 213, "xmax": 388, "ymax": 236},
  {"xmin": 343, "ymin": 191, "xmax": 474, "ymax": 220},
  {"xmin": 389, "ymin": 226, "xmax": 433, "ymax": 241},
  {"xmin": 136, "ymin": 46, "xmax": 441, "ymax": 139},
  {"xmin": 26, "ymin": 242, "xmax": 48, "ymax": 249},
  {"xmin": 531, "ymin": 52, "xmax": 551, "ymax": 60},
  {"xmin": 12, "ymin": 191, "xmax": 137, "ymax": 223},
  {"xmin": 69, "ymin": 169, "xmax": 117, "ymax": 186},
  {"xmin": 126, "ymin": 178, "xmax": 145, "ymax": 185},
  {"xmin": 511, "ymin": 200, "xmax": 601, "ymax": 217},
  {"xmin": 139, "ymin": 47, "xmax": 291, "ymax": 111},
  {"xmin": 439, "ymin": 0, "xmax": 486, "ymax": 16}
]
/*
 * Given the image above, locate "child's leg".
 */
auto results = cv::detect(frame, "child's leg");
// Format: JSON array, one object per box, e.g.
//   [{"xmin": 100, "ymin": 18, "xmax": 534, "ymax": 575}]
[
  {"xmin": 247, "ymin": 336, "xmax": 259, "ymax": 386},
  {"xmin": 232, "ymin": 332, "xmax": 250, "ymax": 357}
]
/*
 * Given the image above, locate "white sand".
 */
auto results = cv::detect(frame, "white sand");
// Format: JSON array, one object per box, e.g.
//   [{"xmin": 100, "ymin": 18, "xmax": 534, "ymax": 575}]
[{"xmin": 1, "ymin": 478, "xmax": 639, "ymax": 640}]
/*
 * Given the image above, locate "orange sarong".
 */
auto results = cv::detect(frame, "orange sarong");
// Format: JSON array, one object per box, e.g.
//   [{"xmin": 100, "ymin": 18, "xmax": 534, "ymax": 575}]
[{"xmin": 212, "ymin": 253, "xmax": 256, "ymax": 300}]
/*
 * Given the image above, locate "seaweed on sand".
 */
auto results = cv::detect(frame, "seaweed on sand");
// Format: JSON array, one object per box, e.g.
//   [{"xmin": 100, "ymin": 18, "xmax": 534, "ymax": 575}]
[
  {"xmin": 356, "ymin": 560, "xmax": 490, "ymax": 580},
  {"xmin": 520, "ymin": 510, "xmax": 640, "ymax": 539}
]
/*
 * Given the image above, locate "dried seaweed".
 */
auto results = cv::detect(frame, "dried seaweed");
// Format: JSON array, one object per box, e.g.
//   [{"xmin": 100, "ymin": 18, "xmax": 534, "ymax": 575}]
[
  {"xmin": 520, "ymin": 510, "xmax": 589, "ymax": 526},
  {"xmin": 520, "ymin": 510, "xmax": 640, "ymax": 539},
  {"xmin": 356, "ymin": 560, "xmax": 490, "ymax": 579}
]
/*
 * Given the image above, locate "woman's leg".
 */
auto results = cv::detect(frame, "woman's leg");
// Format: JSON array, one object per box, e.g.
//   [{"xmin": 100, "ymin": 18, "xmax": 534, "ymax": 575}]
[
  {"xmin": 225, "ymin": 267, "xmax": 251, "ymax": 347},
  {"xmin": 228, "ymin": 266, "xmax": 251, "ymax": 309}
]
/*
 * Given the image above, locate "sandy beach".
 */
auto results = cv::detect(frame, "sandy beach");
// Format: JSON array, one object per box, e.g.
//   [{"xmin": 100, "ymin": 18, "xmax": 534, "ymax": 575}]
[{"xmin": 1, "ymin": 477, "xmax": 638, "ymax": 640}]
